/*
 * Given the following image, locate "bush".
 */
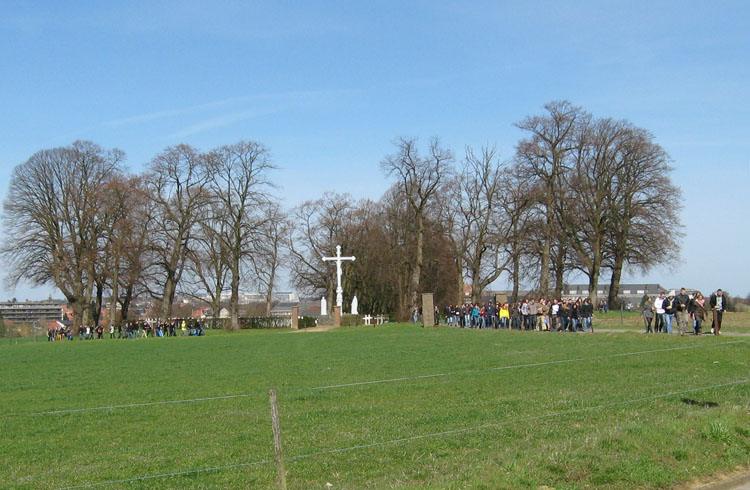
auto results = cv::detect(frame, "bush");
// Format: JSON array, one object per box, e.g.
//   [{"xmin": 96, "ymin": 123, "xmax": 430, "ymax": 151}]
[{"xmin": 341, "ymin": 314, "xmax": 363, "ymax": 326}]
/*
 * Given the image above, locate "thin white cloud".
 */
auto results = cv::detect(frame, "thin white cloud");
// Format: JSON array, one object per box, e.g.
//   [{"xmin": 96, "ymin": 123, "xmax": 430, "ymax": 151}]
[
  {"xmin": 105, "ymin": 87, "xmax": 361, "ymax": 128},
  {"xmin": 166, "ymin": 109, "xmax": 279, "ymax": 139}
]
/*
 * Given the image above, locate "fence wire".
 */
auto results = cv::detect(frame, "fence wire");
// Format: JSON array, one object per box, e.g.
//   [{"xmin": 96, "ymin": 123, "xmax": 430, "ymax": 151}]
[
  {"xmin": 11, "ymin": 339, "xmax": 745, "ymax": 417},
  {"xmin": 57, "ymin": 378, "xmax": 750, "ymax": 489}
]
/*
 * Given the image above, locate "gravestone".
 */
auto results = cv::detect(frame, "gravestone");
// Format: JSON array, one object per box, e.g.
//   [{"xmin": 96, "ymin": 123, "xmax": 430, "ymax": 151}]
[
  {"xmin": 422, "ymin": 293, "xmax": 435, "ymax": 327},
  {"xmin": 351, "ymin": 295, "xmax": 358, "ymax": 315},
  {"xmin": 320, "ymin": 296, "xmax": 327, "ymax": 316}
]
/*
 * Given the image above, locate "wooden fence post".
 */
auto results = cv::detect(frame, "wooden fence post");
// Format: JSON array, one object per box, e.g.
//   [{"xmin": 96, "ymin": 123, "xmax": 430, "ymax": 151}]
[{"xmin": 269, "ymin": 388, "xmax": 288, "ymax": 490}]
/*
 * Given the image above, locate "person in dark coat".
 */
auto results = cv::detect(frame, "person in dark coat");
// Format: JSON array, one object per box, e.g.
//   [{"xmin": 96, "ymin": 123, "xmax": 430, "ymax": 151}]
[{"xmin": 709, "ymin": 289, "xmax": 729, "ymax": 335}]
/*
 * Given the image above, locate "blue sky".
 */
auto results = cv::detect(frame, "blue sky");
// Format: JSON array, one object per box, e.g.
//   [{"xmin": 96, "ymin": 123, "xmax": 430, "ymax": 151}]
[{"xmin": 1, "ymin": 1, "xmax": 748, "ymax": 301}]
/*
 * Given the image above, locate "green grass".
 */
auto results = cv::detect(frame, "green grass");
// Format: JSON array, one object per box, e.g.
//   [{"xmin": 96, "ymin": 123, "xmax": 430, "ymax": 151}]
[{"xmin": 1, "ymin": 325, "xmax": 748, "ymax": 489}]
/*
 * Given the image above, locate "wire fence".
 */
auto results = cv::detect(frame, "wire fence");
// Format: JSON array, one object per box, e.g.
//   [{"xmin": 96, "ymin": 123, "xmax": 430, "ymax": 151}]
[{"xmin": 56, "ymin": 378, "xmax": 750, "ymax": 490}]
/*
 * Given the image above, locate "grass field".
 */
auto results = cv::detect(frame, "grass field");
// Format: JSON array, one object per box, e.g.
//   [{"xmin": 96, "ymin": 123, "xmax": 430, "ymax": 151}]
[{"xmin": 1, "ymin": 325, "xmax": 748, "ymax": 489}]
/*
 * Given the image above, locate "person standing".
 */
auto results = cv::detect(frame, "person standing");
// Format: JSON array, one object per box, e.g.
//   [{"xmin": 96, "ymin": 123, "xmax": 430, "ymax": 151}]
[
  {"xmin": 537, "ymin": 299, "xmax": 548, "ymax": 331},
  {"xmin": 675, "ymin": 288, "xmax": 690, "ymax": 336},
  {"xmin": 653, "ymin": 292, "xmax": 667, "ymax": 333},
  {"xmin": 709, "ymin": 289, "xmax": 729, "ymax": 335},
  {"xmin": 580, "ymin": 298, "xmax": 594, "ymax": 332},
  {"xmin": 690, "ymin": 292, "xmax": 706, "ymax": 335},
  {"xmin": 663, "ymin": 293, "xmax": 676, "ymax": 334},
  {"xmin": 558, "ymin": 301, "xmax": 571, "ymax": 331},
  {"xmin": 549, "ymin": 299, "xmax": 559, "ymax": 331},
  {"xmin": 570, "ymin": 299, "xmax": 581, "ymax": 332},
  {"xmin": 499, "ymin": 303, "xmax": 510, "ymax": 329},
  {"xmin": 521, "ymin": 299, "xmax": 537, "ymax": 330},
  {"xmin": 642, "ymin": 296, "xmax": 655, "ymax": 333}
]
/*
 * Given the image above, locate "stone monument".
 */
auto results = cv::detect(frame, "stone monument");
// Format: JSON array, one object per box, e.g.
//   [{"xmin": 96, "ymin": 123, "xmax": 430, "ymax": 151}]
[
  {"xmin": 422, "ymin": 293, "xmax": 435, "ymax": 327},
  {"xmin": 333, "ymin": 306, "xmax": 341, "ymax": 327},
  {"xmin": 291, "ymin": 306, "xmax": 299, "ymax": 330}
]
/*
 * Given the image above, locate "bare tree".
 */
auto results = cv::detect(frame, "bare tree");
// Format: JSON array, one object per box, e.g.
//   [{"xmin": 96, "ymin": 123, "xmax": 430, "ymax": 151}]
[
  {"xmin": 554, "ymin": 117, "xmax": 625, "ymax": 305},
  {"xmin": 287, "ymin": 192, "xmax": 353, "ymax": 312},
  {"xmin": 99, "ymin": 175, "xmax": 152, "ymax": 326},
  {"xmin": 182, "ymin": 198, "xmax": 231, "ymax": 320},
  {"xmin": 248, "ymin": 202, "xmax": 286, "ymax": 317},
  {"xmin": 604, "ymin": 125, "xmax": 683, "ymax": 306},
  {"xmin": 380, "ymin": 137, "xmax": 453, "ymax": 308},
  {"xmin": 497, "ymin": 165, "xmax": 536, "ymax": 303},
  {"xmin": 451, "ymin": 146, "xmax": 511, "ymax": 302},
  {"xmin": 515, "ymin": 101, "xmax": 589, "ymax": 296},
  {"xmin": 144, "ymin": 145, "xmax": 213, "ymax": 319},
  {"xmin": 435, "ymin": 186, "xmax": 467, "ymax": 306},
  {"xmin": 2, "ymin": 141, "xmax": 124, "ymax": 329},
  {"xmin": 206, "ymin": 141, "xmax": 276, "ymax": 329}
]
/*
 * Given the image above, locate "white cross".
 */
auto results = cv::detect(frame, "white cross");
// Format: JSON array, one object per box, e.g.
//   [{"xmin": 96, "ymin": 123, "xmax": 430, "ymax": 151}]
[{"xmin": 322, "ymin": 245, "xmax": 356, "ymax": 309}]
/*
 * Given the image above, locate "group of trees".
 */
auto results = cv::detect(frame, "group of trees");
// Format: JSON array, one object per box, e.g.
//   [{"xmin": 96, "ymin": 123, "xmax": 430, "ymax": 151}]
[
  {"xmin": 2, "ymin": 141, "xmax": 278, "ymax": 330},
  {"xmin": 2, "ymin": 100, "xmax": 683, "ymax": 326},
  {"xmin": 287, "ymin": 101, "xmax": 682, "ymax": 319}
]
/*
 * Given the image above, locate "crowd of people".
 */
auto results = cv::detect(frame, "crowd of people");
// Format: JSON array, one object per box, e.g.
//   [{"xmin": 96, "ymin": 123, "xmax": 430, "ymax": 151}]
[
  {"xmin": 423, "ymin": 287, "xmax": 730, "ymax": 336},
  {"xmin": 46, "ymin": 318, "xmax": 206, "ymax": 341},
  {"xmin": 434, "ymin": 297, "xmax": 596, "ymax": 332},
  {"xmin": 641, "ymin": 288, "xmax": 728, "ymax": 335}
]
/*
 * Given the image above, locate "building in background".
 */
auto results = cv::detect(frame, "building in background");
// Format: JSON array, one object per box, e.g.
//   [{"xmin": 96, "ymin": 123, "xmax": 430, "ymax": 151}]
[{"xmin": 0, "ymin": 300, "xmax": 65, "ymax": 326}]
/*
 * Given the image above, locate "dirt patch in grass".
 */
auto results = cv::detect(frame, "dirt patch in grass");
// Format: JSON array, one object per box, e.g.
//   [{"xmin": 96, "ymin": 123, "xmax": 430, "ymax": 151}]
[{"xmin": 677, "ymin": 466, "xmax": 750, "ymax": 489}]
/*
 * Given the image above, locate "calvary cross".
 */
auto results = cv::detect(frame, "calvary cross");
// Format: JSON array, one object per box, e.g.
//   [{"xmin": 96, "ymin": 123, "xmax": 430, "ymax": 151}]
[{"xmin": 322, "ymin": 245, "xmax": 356, "ymax": 309}]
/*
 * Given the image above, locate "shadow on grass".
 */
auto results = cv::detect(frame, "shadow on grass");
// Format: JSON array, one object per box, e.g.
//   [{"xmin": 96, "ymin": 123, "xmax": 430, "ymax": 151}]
[{"xmin": 680, "ymin": 397, "xmax": 719, "ymax": 408}]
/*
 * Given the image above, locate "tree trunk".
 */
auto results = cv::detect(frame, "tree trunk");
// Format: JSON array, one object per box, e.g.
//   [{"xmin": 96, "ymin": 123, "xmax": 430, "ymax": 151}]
[
  {"xmin": 160, "ymin": 276, "xmax": 176, "ymax": 319},
  {"xmin": 539, "ymin": 193, "xmax": 553, "ymax": 296},
  {"xmin": 410, "ymin": 212, "xmax": 424, "ymax": 308},
  {"xmin": 588, "ymin": 265, "xmax": 600, "ymax": 306},
  {"xmin": 553, "ymin": 246, "xmax": 565, "ymax": 299},
  {"xmin": 471, "ymin": 279, "xmax": 482, "ymax": 303},
  {"xmin": 92, "ymin": 281, "xmax": 104, "ymax": 327},
  {"xmin": 211, "ymin": 296, "xmax": 221, "ymax": 329},
  {"xmin": 326, "ymin": 274, "xmax": 335, "ymax": 316},
  {"xmin": 511, "ymin": 254, "xmax": 520, "ymax": 305},
  {"xmin": 265, "ymin": 263, "xmax": 276, "ymax": 318},
  {"xmin": 109, "ymin": 263, "xmax": 120, "ymax": 327},
  {"xmin": 588, "ymin": 244, "xmax": 601, "ymax": 306},
  {"xmin": 455, "ymin": 258, "xmax": 464, "ymax": 305},
  {"xmin": 120, "ymin": 283, "xmax": 133, "ymax": 322},
  {"xmin": 80, "ymin": 276, "xmax": 96, "ymax": 328},
  {"xmin": 608, "ymin": 250, "xmax": 625, "ymax": 309},
  {"xmin": 230, "ymin": 257, "xmax": 240, "ymax": 331}
]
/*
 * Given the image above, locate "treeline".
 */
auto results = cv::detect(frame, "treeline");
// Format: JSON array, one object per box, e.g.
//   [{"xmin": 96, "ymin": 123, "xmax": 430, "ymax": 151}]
[{"xmin": 2, "ymin": 101, "xmax": 682, "ymax": 326}]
